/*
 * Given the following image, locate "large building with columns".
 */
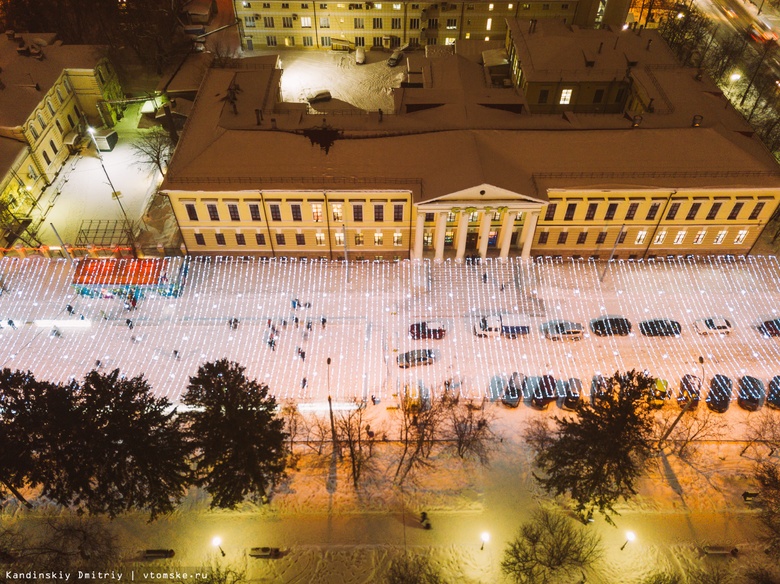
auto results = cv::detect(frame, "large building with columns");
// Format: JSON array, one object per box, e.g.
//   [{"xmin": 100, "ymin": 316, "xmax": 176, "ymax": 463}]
[{"xmin": 161, "ymin": 23, "xmax": 780, "ymax": 261}]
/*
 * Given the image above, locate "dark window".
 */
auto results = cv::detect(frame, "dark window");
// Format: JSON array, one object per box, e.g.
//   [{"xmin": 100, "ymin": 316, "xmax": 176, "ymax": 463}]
[
  {"xmin": 617, "ymin": 230, "xmax": 627, "ymax": 244},
  {"xmin": 706, "ymin": 202, "xmax": 722, "ymax": 220},
  {"xmin": 615, "ymin": 88, "xmax": 626, "ymax": 103},
  {"xmin": 373, "ymin": 17, "xmax": 382, "ymax": 28},
  {"xmin": 538, "ymin": 231, "xmax": 549, "ymax": 244},
  {"xmin": 596, "ymin": 231, "xmax": 607, "ymax": 244},
  {"xmin": 249, "ymin": 204, "xmax": 262, "ymax": 221},
  {"xmin": 215, "ymin": 233, "xmax": 226, "ymax": 245},
  {"xmin": 43, "ymin": 151, "xmax": 51, "ymax": 165},
  {"xmin": 577, "ymin": 231, "xmax": 587, "ymax": 244},
  {"xmin": 538, "ymin": 89, "xmax": 549, "ymax": 104},
  {"xmin": 236, "ymin": 233, "xmax": 246, "ymax": 245},
  {"xmin": 354, "ymin": 205, "xmax": 363, "ymax": 222},
  {"xmin": 646, "ymin": 203, "xmax": 660, "ymax": 221},
  {"xmin": 276, "ymin": 233, "xmax": 286, "ymax": 245},
  {"xmin": 296, "ymin": 233, "xmax": 305, "ymax": 245},
  {"xmin": 270, "ymin": 204, "xmax": 282, "ymax": 221},
  {"xmin": 194, "ymin": 233, "xmax": 205, "ymax": 245},
  {"xmin": 557, "ymin": 232, "xmax": 568, "ymax": 244},
  {"xmin": 228, "ymin": 204, "xmax": 240, "ymax": 221},
  {"xmin": 625, "ymin": 203, "xmax": 639, "ymax": 220},
  {"xmin": 749, "ymin": 202, "xmax": 765, "ymax": 220},
  {"xmin": 686, "ymin": 202, "xmax": 701, "ymax": 221},
  {"xmin": 425, "ymin": 212, "xmax": 435, "ymax": 222},
  {"xmin": 186, "ymin": 204, "xmax": 198, "ymax": 221},
  {"xmin": 256, "ymin": 233, "xmax": 266, "ymax": 245},
  {"xmin": 728, "ymin": 202, "xmax": 744, "ymax": 220},
  {"xmin": 544, "ymin": 203, "xmax": 556, "ymax": 221},
  {"xmin": 564, "ymin": 203, "xmax": 576, "ymax": 221},
  {"xmin": 207, "ymin": 204, "xmax": 220, "ymax": 221},
  {"xmin": 604, "ymin": 203, "xmax": 618, "ymax": 220},
  {"xmin": 374, "ymin": 205, "xmax": 384, "ymax": 222},
  {"xmin": 394, "ymin": 204, "xmax": 404, "ymax": 222},
  {"xmin": 291, "ymin": 204, "xmax": 302, "ymax": 221},
  {"xmin": 49, "ymin": 139, "xmax": 58, "ymax": 154},
  {"xmin": 585, "ymin": 203, "xmax": 597, "ymax": 220},
  {"xmin": 666, "ymin": 202, "xmax": 681, "ymax": 220},
  {"xmin": 593, "ymin": 89, "xmax": 604, "ymax": 103}
]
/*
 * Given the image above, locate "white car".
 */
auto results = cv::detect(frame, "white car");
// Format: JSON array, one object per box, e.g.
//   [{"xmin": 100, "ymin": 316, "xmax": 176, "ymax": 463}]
[{"xmin": 693, "ymin": 317, "xmax": 732, "ymax": 335}]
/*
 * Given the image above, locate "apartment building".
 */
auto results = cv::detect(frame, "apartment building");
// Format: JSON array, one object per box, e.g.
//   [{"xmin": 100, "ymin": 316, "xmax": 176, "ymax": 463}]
[{"xmin": 0, "ymin": 32, "xmax": 122, "ymax": 248}]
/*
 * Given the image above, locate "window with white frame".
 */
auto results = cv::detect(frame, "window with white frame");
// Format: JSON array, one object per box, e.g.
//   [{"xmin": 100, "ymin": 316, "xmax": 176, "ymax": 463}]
[
  {"xmin": 635, "ymin": 231, "xmax": 647, "ymax": 245},
  {"xmin": 315, "ymin": 233, "xmax": 325, "ymax": 246},
  {"xmin": 374, "ymin": 232, "xmax": 383, "ymax": 245},
  {"xmin": 312, "ymin": 203, "xmax": 323, "ymax": 222},
  {"xmin": 734, "ymin": 230, "xmax": 748, "ymax": 244},
  {"xmin": 559, "ymin": 89, "xmax": 573, "ymax": 104},
  {"xmin": 654, "ymin": 230, "xmax": 666, "ymax": 244},
  {"xmin": 393, "ymin": 232, "xmax": 402, "ymax": 246},
  {"xmin": 693, "ymin": 230, "xmax": 707, "ymax": 244},
  {"xmin": 673, "ymin": 230, "xmax": 686, "ymax": 244},
  {"xmin": 713, "ymin": 230, "xmax": 727, "ymax": 244},
  {"xmin": 301, "ymin": 16, "xmax": 312, "ymax": 27},
  {"xmin": 335, "ymin": 231, "xmax": 344, "ymax": 245}
]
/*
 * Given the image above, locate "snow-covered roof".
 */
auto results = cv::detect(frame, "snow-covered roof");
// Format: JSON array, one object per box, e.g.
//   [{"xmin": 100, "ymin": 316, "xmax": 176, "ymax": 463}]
[{"xmin": 0, "ymin": 33, "xmax": 106, "ymax": 128}]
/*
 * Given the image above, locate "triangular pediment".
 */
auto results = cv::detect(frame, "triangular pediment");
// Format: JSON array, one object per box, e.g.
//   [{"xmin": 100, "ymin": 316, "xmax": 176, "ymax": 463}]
[{"xmin": 420, "ymin": 183, "xmax": 546, "ymax": 208}]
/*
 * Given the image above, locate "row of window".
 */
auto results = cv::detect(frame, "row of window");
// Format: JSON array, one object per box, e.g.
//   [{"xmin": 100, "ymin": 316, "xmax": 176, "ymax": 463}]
[
  {"xmin": 240, "ymin": 2, "xmax": 546, "ymax": 12},
  {"xmin": 28, "ymin": 78, "xmax": 76, "ymax": 141},
  {"xmin": 422, "ymin": 210, "xmax": 521, "ymax": 223},
  {"xmin": 544, "ymin": 201, "xmax": 766, "ymax": 223},
  {"xmin": 184, "ymin": 201, "xmax": 406, "ymax": 223},
  {"xmin": 537, "ymin": 228, "xmax": 750, "ymax": 246},
  {"xmin": 192, "ymin": 231, "xmax": 404, "ymax": 246}
]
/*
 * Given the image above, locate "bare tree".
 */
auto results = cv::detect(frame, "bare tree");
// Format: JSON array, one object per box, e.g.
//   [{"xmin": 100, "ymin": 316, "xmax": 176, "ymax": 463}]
[
  {"xmin": 131, "ymin": 126, "xmax": 174, "ymax": 175},
  {"xmin": 444, "ymin": 399, "xmax": 497, "ymax": 464},
  {"xmin": 335, "ymin": 400, "xmax": 379, "ymax": 489},
  {"xmin": 741, "ymin": 409, "xmax": 780, "ymax": 458},
  {"xmin": 300, "ymin": 414, "xmax": 332, "ymax": 455},
  {"xmin": 280, "ymin": 399, "xmax": 303, "ymax": 466},
  {"xmin": 501, "ymin": 508, "xmax": 603, "ymax": 584},
  {"xmin": 393, "ymin": 385, "xmax": 448, "ymax": 486},
  {"xmin": 171, "ymin": 560, "xmax": 246, "ymax": 584},
  {"xmin": 385, "ymin": 553, "xmax": 443, "ymax": 584},
  {"xmin": 754, "ymin": 461, "xmax": 780, "ymax": 558},
  {"xmin": 654, "ymin": 406, "xmax": 726, "ymax": 461}
]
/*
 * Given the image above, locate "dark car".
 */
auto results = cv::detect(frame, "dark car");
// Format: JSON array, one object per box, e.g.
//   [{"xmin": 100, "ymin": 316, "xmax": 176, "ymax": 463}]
[
  {"xmin": 737, "ymin": 376, "xmax": 765, "ymax": 411},
  {"xmin": 502, "ymin": 372, "xmax": 525, "ymax": 408},
  {"xmin": 706, "ymin": 374, "xmax": 732, "ymax": 413},
  {"xmin": 590, "ymin": 374, "xmax": 611, "ymax": 404},
  {"xmin": 678, "ymin": 374, "xmax": 701, "ymax": 409},
  {"xmin": 758, "ymin": 318, "xmax": 780, "ymax": 337},
  {"xmin": 768, "ymin": 376, "xmax": 780, "ymax": 409},
  {"xmin": 397, "ymin": 349, "xmax": 435, "ymax": 368},
  {"xmin": 590, "ymin": 316, "xmax": 632, "ymax": 337},
  {"xmin": 527, "ymin": 375, "xmax": 557, "ymax": 409},
  {"xmin": 409, "ymin": 321, "xmax": 446, "ymax": 340},
  {"xmin": 639, "ymin": 319, "xmax": 682, "ymax": 337},
  {"xmin": 562, "ymin": 377, "xmax": 582, "ymax": 411}
]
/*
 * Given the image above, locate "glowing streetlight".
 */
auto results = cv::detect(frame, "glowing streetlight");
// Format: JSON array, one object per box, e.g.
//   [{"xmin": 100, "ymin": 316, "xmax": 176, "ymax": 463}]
[
  {"xmin": 212, "ymin": 536, "xmax": 226, "ymax": 557},
  {"xmin": 620, "ymin": 531, "xmax": 636, "ymax": 551},
  {"xmin": 729, "ymin": 72, "xmax": 742, "ymax": 83},
  {"xmin": 480, "ymin": 532, "xmax": 490, "ymax": 551}
]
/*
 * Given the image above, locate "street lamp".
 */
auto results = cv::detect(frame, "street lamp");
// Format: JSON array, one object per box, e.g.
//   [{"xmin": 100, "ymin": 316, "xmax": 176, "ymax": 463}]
[
  {"xmin": 480, "ymin": 532, "xmax": 490, "ymax": 551},
  {"xmin": 212, "ymin": 536, "xmax": 226, "ymax": 557},
  {"xmin": 698, "ymin": 355, "xmax": 705, "ymax": 388},
  {"xmin": 620, "ymin": 531, "xmax": 636, "ymax": 551},
  {"xmin": 87, "ymin": 127, "xmax": 138, "ymax": 257}
]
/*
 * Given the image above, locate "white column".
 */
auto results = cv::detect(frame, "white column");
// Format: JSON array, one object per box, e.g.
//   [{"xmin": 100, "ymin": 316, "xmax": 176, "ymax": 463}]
[
  {"xmin": 413, "ymin": 211, "xmax": 426, "ymax": 259},
  {"xmin": 521, "ymin": 211, "xmax": 539, "ymax": 262},
  {"xmin": 455, "ymin": 211, "xmax": 469, "ymax": 261},
  {"xmin": 477, "ymin": 210, "xmax": 492, "ymax": 259},
  {"xmin": 433, "ymin": 211, "xmax": 448, "ymax": 261},
  {"xmin": 498, "ymin": 210, "xmax": 515, "ymax": 259}
]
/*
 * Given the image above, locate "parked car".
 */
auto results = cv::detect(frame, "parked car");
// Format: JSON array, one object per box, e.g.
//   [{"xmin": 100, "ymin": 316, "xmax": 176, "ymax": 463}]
[
  {"xmin": 693, "ymin": 317, "xmax": 733, "ymax": 336},
  {"xmin": 355, "ymin": 46, "xmax": 366, "ymax": 64},
  {"xmin": 409, "ymin": 321, "xmax": 446, "ymax": 339},
  {"xmin": 562, "ymin": 377, "xmax": 583, "ymax": 410},
  {"xmin": 590, "ymin": 316, "xmax": 632, "ymax": 336},
  {"xmin": 397, "ymin": 349, "xmax": 435, "ymax": 368},
  {"xmin": 768, "ymin": 375, "xmax": 780, "ymax": 409},
  {"xmin": 706, "ymin": 374, "xmax": 733, "ymax": 413},
  {"xmin": 758, "ymin": 317, "xmax": 780, "ymax": 337},
  {"xmin": 502, "ymin": 372, "xmax": 525, "ymax": 407},
  {"xmin": 541, "ymin": 319, "xmax": 584, "ymax": 341},
  {"xmin": 306, "ymin": 89, "xmax": 332, "ymax": 104},
  {"xmin": 526, "ymin": 375, "xmax": 557, "ymax": 409},
  {"xmin": 737, "ymin": 376, "xmax": 765, "ymax": 411},
  {"xmin": 591, "ymin": 374, "xmax": 611, "ymax": 404},
  {"xmin": 387, "ymin": 50, "xmax": 404, "ymax": 66},
  {"xmin": 647, "ymin": 378, "xmax": 670, "ymax": 408},
  {"xmin": 678, "ymin": 374, "xmax": 701, "ymax": 409},
  {"xmin": 639, "ymin": 319, "xmax": 682, "ymax": 337},
  {"xmin": 474, "ymin": 314, "xmax": 529, "ymax": 338}
]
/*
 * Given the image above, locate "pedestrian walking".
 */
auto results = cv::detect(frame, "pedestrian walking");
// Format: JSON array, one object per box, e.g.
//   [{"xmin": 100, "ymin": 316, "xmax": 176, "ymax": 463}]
[
  {"xmin": 301, "ymin": 377, "xmax": 307, "ymax": 389},
  {"xmin": 66, "ymin": 304, "xmax": 74, "ymax": 315},
  {"xmin": 321, "ymin": 316, "xmax": 327, "ymax": 329},
  {"xmin": 267, "ymin": 318, "xmax": 272, "ymax": 328},
  {"xmin": 125, "ymin": 319, "xmax": 133, "ymax": 330},
  {"xmin": 300, "ymin": 350, "xmax": 306, "ymax": 361},
  {"xmin": 482, "ymin": 272, "xmax": 488, "ymax": 283},
  {"xmin": 420, "ymin": 511, "xmax": 428, "ymax": 524},
  {"xmin": 306, "ymin": 319, "xmax": 312, "ymax": 331},
  {"xmin": 295, "ymin": 316, "xmax": 300, "ymax": 328}
]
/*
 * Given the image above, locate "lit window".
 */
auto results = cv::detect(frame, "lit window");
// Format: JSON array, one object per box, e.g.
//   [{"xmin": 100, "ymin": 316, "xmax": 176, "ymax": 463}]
[
  {"xmin": 393, "ymin": 232, "xmax": 402, "ymax": 246},
  {"xmin": 315, "ymin": 233, "xmax": 325, "ymax": 246},
  {"xmin": 335, "ymin": 232, "xmax": 344, "ymax": 245},
  {"xmin": 469, "ymin": 212, "xmax": 479, "ymax": 222},
  {"xmin": 560, "ymin": 89, "xmax": 573, "ymax": 105},
  {"xmin": 488, "ymin": 3, "xmax": 494, "ymax": 9},
  {"xmin": 445, "ymin": 37, "xmax": 456, "ymax": 45},
  {"xmin": 486, "ymin": 17, "xmax": 492, "ymax": 30},
  {"xmin": 734, "ymin": 230, "xmax": 748, "ymax": 244},
  {"xmin": 693, "ymin": 230, "xmax": 707, "ymax": 244},
  {"xmin": 393, "ymin": 2, "xmax": 401, "ymax": 7},
  {"xmin": 375, "ymin": 2, "xmax": 382, "ymax": 6},
  {"xmin": 713, "ymin": 230, "xmax": 727, "ymax": 244},
  {"xmin": 374, "ymin": 232, "xmax": 383, "ymax": 245},
  {"xmin": 673, "ymin": 230, "xmax": 686, "ymax": 245},
  {"xmin": 653, "ymin": 230, "xmax": 666, "ymax": 244},
  {"xmin": 484, "ymin": 36, "xmax": 490, "ymax": 40},
  {"xmin": 635, "ymin": 231, "xmax": 646, "ymax": 245},
  {"xmin": 332, "ymin": 204, "xmax": 343, "ymax": 221},
  {"xmin": 301, "ymin": 16, "xmax": 312, "ymax": 27},
  {"xmin": 312, "ymin": 203, "xmax": 323, "ymax": 222},
  {"xmin": 508, "ymin": 3, "xmax": 513, "ymax": 7},
  {"xmin": 355, "ymin": 232, "xmax": 364, "ymax": 245}
]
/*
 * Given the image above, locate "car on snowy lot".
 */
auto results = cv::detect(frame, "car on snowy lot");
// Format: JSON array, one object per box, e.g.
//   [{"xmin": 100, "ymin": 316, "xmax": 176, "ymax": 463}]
[
  {"xmin": 737, "ymin": 376, "xmax": 765, "ymax": 411},
  {"xmin": 590, "ymin": 316, "xmax": 632, "ymax": 336},
  {"xmin": 639, "ymin": 319, "xmax": 681, "ymax": 337},
  {"xmin": 648, "ymin": 378, "xmax": 671, "ymax": 408},
  {"xmin": 397, "ymin": 349, "xmax": 435, "ymax": 368},
  {"xmin": 678, "ymin": 374, "xmax": 701, "ymax": 409},
  {"xmin": 355, "ymin": 47, "xmax": 366, "ymax": 64},
  {"xmin": 387, "ymin": 50, "xmax": 404, "ymax": 66},
  {"xmin": 561, "ymin": 377, "xmax": 582, "ymax": 410},
  {"xmin": 306, "ymin": 89, "xmax": 332, "ymax": 103},
  {"xmin": 591, "ymin": 374, "xmax": 612, "ymax": 404},
  {"xmin": 474, "ymin": 314, "xmax": 530, "ymax": 338},
  {"xmin": 527, "ymin": 375, "xmax": 557, "ymax": 409},
  {"xmin": 502, "ymin": 372, "xmax": 525, "ymax": 407},
  {"xmin": 409, "ymin": 321, "xmax": 446, "ymax": 340},
  {"xmin": 706, "ymin": 374, "xmax": 733, "ymax": 413},
  {"xmin": 693, "ymin": 317, "xmax": 733, "ymax": 336},
  {"xmin": 768, "ymin": 376, "xmax": 780, "ymax": 409},
  {"xmin": 541, "ymin": 319, "xmax": 584, "ymax": 341},
  {"xmin": 758, "ymin": 317, "xmax": 780, "ymax": 337}
]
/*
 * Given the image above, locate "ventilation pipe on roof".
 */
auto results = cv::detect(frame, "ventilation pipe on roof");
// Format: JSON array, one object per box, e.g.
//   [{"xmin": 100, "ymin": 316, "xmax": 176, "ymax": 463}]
[
  {"xmin": 631, "ymin": 115, "xmax": 642, "ymax": 127},
  {"xmin": 646, "ymin": 38, "xmax": 653, "ymax": 51},
  {"xmin": 598, "ymin": 42, "xmax": 603, "ymax": 53},
  {"xmin": 692, "ymin": 115, "xmax": 702, "ymax": 127},
  {"xmin": 614, "ymin": 35, "xmax": 619, "ymax": 50},
  {"xmin": 255, "ymin": 108, "xmax": 262, "ymax": 125}
]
